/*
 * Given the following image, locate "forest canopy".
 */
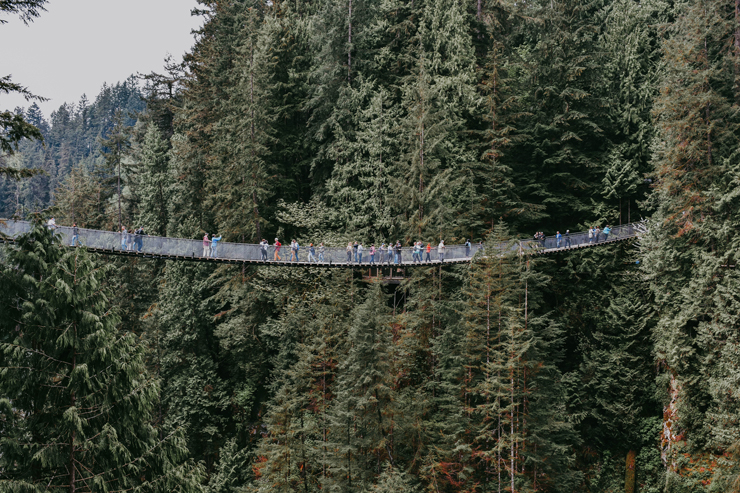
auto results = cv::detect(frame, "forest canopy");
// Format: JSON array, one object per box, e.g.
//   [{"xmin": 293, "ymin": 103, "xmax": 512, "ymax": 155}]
[{"xmin": 3, "ymin": 0, "xmax": 740, "ymax": 491}]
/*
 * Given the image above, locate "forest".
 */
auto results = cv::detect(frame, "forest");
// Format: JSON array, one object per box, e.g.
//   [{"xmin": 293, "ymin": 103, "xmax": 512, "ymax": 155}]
[{"xmin": 2, "ymin": 0, "xmax": 740, "ymax": 491}]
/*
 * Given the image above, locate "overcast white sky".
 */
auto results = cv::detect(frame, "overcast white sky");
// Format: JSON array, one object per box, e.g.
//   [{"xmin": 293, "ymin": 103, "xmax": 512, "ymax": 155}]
[{"xmin": 1, "ymin": 0, "xmax": 202, "ymax": 117}]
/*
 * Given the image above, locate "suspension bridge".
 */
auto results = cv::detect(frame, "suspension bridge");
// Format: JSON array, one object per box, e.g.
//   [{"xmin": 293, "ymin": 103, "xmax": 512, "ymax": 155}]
[{"xmin": 0, "ymin": 220, "xmax": 642, "ymax": 268}]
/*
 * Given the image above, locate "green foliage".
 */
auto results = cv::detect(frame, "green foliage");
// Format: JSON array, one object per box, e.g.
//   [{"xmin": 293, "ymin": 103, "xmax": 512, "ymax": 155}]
[{"xmin": 0, "ymin": 218, "xmax": 203, "ymax": 492}]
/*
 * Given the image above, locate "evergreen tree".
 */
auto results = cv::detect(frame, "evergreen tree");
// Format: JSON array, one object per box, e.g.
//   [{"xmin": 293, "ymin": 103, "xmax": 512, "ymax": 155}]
[
  {"xmin": 98, "ymin": 109, "xmax": 132, "ymax": 232},
  {"xmin": 137, "ymin": 123, "xmax": 173, "ymax": 236},
  {"xmin": 0, "ymin": 218, "xmax": 203, "ymax": 491}
]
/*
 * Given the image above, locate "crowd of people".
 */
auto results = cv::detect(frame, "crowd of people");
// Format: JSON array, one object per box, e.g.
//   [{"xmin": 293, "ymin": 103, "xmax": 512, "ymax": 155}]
[
  {"xmin": 119, "ymin": 226, "xmax": 148, "ymax": 252},
  {"xmin": 47, "ymin": 219, "xmax": 618, "ymax": 261},
  {"xmin": 245, "ymin": 238, "xmax": 472, "ymax": 264},
  {"xmin": 537, "ymin": 225, "xmax": 614, "ymax": 249}
]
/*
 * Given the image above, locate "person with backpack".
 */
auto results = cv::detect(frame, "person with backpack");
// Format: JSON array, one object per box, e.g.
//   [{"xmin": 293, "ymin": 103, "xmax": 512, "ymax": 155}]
[
  {"xmin": 71, "ymin": 223, "xmax": 80, "ymax": 247},
  {"xmin": 211, "ymin": 234, "xmax": 222, "ymax": 258},
  {"xmin": 308, "ymin": 243, "xmax": 317, "ymax": 262},
  {"xmin": 260, "ymin": 239, "xmax": 269, "ymax": 261},
  {"xmin": 135, "ymin": 227, "xmax": 145, "ymax": 252},
  {"xmin": 274, "ymin": 238, "xmax": 282, "ymax": 261}
]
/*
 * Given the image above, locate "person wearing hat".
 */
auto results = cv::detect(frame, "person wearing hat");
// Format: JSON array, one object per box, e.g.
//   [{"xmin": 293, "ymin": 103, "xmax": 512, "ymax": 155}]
[{"xmin": 273, "ymin": 238, "xmax": 282, "ymax": 261}]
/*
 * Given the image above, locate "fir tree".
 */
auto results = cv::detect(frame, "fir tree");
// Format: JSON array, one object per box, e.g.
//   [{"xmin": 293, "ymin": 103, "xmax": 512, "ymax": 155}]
[{"xmin": 0, "ymin": 218, "xmax": 203, "ymax": 491}]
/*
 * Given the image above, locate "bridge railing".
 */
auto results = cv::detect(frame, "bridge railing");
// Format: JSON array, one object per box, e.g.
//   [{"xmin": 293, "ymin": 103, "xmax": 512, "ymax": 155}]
[{"xmin": 0, "ymin": 220, "xmax": 640, "ymax": 263}]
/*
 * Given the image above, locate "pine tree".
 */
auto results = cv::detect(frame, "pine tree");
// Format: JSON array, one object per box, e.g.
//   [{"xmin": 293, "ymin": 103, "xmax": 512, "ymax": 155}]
[
  {"xmin": 325, "ymin": 283, "xmax": 397, "ymax": 491},
  {"xmin": 394, "ymin": 0, "xmax": 479, "ymax": 240},
  {"xmin": 137, "ymin": 123, "xmax": 172, "ymax": 237},
  {"xmin": 643, "ymin": 0, "xmax": 740, "ymax": 487},
  {"xmin": 0, "ymin": 218, "xmax": 203, "ymax": 491},
  {"xmin": 209, "ymin": 4, "xmax": 277, "ymax": 243},
  {"xmin": 97, "ymin": 108, "xmax": 132, "ymax": 231}
]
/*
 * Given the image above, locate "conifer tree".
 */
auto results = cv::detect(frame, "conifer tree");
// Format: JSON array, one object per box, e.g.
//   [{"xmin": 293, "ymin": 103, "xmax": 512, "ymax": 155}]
[
  {"xmin": 325, "ymin": 283, "xmax": 397, "ymax": 491},
  {"xmin": 394, "ymin": 0, "xmax": 479, "ymax": 240},
  {"xmin": 98, "ymin": 109, "xmax": 132, "ymax": 232},
  {"xmin": 210, "ymin": 4, "xmax": 276, "ymax": 243},
  {"xmin": 137, "ymin": 123, "xmax": 172, "ymax": 237},
  {"xmin": 643, "ymin": 0, "xmax": 740, "ymax": 486},
  {"xmin": 0, "ymin": 219, "xmax": 203, "ymax": 491}
]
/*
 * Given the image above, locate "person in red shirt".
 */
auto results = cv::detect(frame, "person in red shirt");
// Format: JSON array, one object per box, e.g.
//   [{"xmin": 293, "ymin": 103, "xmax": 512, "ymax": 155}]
[{"xmin": 274, "ymin": 238, "xmax": 282, "ymax": 261}]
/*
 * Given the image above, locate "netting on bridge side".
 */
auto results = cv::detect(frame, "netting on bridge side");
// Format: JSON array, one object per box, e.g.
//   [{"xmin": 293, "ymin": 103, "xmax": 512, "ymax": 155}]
[{"xmin": 0, "ymin": 220, "xmax": 640, "ymax": 264}]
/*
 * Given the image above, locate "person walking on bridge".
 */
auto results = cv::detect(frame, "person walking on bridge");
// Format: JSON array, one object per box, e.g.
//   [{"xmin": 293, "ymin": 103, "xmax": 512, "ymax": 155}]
[
  {"xmin": 425, "ymin": 242, "xmax": 431, "ymax": 262},
  {"xmin": 556, "ymin": 231, "xmax": 562, "ymax": 248},
  {"xmin": 203, "ymin": 234, "xmax": 211, "ymax": 257},
  {"xmin": 595, "ymin": 226, "xmax": 601, "ymax": 243},
  {"xmin": 260, "ymin": 239, "xmax": 268, "ymax": 260},
  {"xmin": 319, "ymin": 242, "xmax": 325, "ymax": 262},
  {"xmin": 369, "ymin": 244, "xmax": 375, "ymax": 264},
  {"xmin": 119, "ymin": 225, "xmax": 127, "ymax": 250},
  {"xmin": 565, "ymin": 230, "xmax": 571, "ymax": 247},
  {"xmin": 395, "ymin": 241, "xmax": 402, "ymax": 264},
  {"xmin": 135, "ymin": 227, "xmax": 145, "ymax": 252},
  {"xmin": 603, "ymin": 225, "xmax": 611, "ymax": 242},
  {"xmin": 308, "ymin": 243, "xmax": 317, "ymax": 262},
  {"xmin": 290, "ymin": 240, "xmax": 300, "ymax": 262},
  {"xmin": 465, "ymin": 238, "xmax": 471, "ymax": 257},
  {"xmin": 357, "ymin": 243, "xmax": 364, "ymax": 264},
  {"xmin": 211, "ymin": 234, "xmax": 222, "ymax": 258},
  {"xmin": 588, "ymin": 227, "xmax": 595, "ymax": 244},
  {"xmin": 438, "ymin": 240, "xmax": 445, "ymax": 262},
  {"xmin": 380, "ymin": 243, "xmax": 387, "ymax": 263},
  {"xmin": 71, "ymin": 223, "xmax": 80, "ymax": 247},
  {"xmin": 346, "ymin": 242, "xmax": 353, "ymax": 263},
  {"xmin": 274, "ymin": 238, "xmax": 282, "ymax": 261},
  {"xmin": 47, "ymin": 217, "xmax": 56, "ymax": 241},
  {"xmin": 353, "ymin": 241, "xmax": 359, "ymax": 263}
]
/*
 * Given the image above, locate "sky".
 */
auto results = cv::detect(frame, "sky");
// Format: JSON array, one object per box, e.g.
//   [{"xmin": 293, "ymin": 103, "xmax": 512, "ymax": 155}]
[{"xmin": 1, "ymin": 0, "xmax": 202, "ymax": 117}]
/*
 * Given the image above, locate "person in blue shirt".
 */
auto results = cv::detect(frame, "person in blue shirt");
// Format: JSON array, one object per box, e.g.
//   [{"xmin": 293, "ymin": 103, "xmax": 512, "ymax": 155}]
[
  {"xmin": 603, "ymin": 225, "xmax": 612, "ymax": 241},
  {"xmin": 211, "ymin": 234, "xmax": 222, "ymax": 258},
  {"xmin": 556, "ymin": 231, "xmax": 562, "ymax": 248}
]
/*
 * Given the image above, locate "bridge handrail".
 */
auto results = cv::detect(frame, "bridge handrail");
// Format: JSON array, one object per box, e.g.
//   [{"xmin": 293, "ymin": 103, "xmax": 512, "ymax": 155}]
[{"xmin": 0, "ymin": 220, "xmax": 642, "ymax": 263}]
